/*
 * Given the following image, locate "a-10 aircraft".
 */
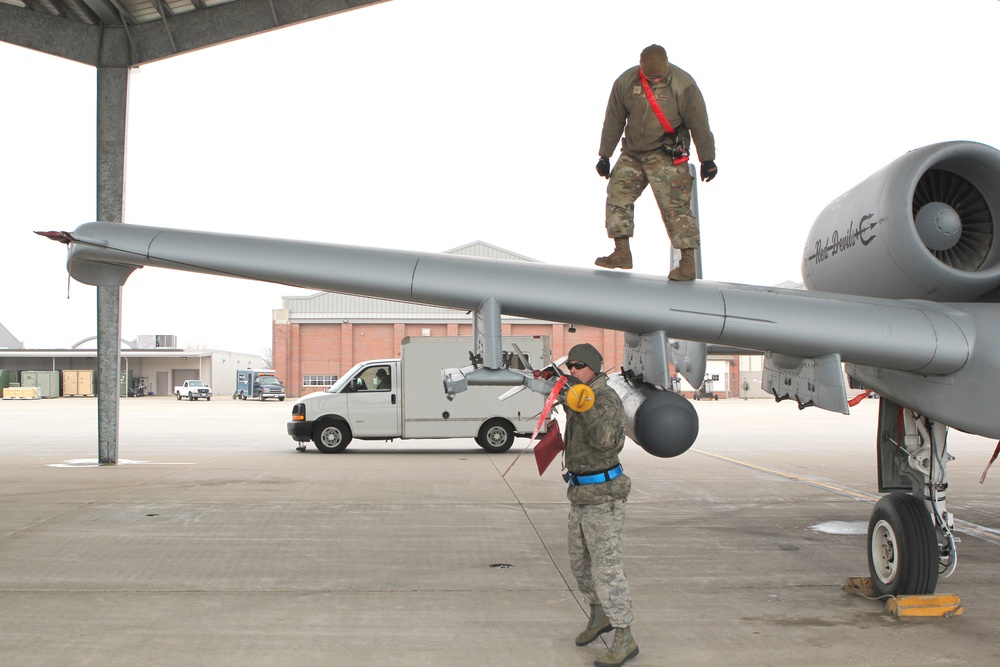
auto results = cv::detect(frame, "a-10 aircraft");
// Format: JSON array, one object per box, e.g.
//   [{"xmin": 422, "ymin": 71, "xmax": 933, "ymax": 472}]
[{"xmin": 40, "ymin": 140, "xmax": 1000, "ymax": 600}]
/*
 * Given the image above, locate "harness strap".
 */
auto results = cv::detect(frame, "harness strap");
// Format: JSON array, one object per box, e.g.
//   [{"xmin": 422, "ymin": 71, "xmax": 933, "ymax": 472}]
[{"xmin": 639, "ymin": 69, "xmax": 689, "ymax": 165}]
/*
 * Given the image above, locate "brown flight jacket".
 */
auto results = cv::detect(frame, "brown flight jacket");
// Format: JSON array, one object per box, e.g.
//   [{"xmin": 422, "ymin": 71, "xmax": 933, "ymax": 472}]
[{"xmin": 599, "ymin": 63, "xmax": 716, "ymax": 163}]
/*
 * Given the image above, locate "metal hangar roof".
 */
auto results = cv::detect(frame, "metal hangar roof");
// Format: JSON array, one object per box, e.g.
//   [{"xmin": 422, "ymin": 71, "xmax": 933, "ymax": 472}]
[{"xmin": 0, "ymin": 0, "xmax": 388, "ymax": 66}]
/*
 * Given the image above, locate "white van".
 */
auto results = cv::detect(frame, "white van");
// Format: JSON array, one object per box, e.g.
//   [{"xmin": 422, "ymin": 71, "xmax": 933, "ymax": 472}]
[{"xmin": 287, "ymin": 335, "xmax": 550, "ymax": 453}]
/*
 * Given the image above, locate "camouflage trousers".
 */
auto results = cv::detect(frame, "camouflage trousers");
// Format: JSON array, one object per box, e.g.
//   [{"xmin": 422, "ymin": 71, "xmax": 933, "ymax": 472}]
[
  {"xmin": 605, "ymin": 150, "xmax": 699, "ymax": 249},
  {"xmin": 567, "ymin": 499, "xmax": 634, "ymax": 627}
]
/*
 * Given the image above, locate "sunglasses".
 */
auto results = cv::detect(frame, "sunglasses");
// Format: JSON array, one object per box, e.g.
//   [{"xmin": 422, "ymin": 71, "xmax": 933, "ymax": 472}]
[{"xmin": 566, "ymin": 361, "xmax": 588, "ymax": 370}]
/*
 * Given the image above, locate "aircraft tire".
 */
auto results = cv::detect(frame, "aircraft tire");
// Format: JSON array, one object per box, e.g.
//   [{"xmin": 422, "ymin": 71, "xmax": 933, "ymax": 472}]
[
  {"xmin": 313, "ymin": 418, "xmax": 352, "ymax": 453},
  {"xmin": 476, "ymin": 419, "xmax": 514, "ymax": 453},
  {"xmin": 867, "ymin": 492, "xmax": 939, "ymax": 596}
]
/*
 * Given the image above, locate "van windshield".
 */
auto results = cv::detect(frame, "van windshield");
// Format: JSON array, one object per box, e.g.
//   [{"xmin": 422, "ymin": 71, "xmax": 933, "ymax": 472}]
[{"xmin": 326, "ymin": 362, "xmax": 367, "ymax": 393}]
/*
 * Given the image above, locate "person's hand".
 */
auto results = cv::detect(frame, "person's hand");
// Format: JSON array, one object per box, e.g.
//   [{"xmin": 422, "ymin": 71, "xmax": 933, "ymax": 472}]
[
  {"xmin": 700, "ymin": 160, "xmax": 718, "ymax": 182},
  {"xmin": 596, "ymin": 157, "xmax": 611, "ymax": 178}
]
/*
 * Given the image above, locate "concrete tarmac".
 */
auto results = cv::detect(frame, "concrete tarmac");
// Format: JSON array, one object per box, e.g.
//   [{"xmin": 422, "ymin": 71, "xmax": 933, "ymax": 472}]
[{"xmin": 2, "ymin": 395, "xmax": 1000, "ymax": 666}]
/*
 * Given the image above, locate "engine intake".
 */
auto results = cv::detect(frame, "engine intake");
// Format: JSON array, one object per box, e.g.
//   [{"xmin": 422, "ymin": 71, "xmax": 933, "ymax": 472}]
[{"xmin": 802, "ymin": 141, "xmax": 1000, "ymax": 302}]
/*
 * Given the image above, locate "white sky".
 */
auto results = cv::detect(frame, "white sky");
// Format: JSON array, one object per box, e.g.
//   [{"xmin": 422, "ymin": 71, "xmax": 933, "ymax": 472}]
[{"xmin": 2, "ymin": 0, "xmax": 999, "ymax": 354}]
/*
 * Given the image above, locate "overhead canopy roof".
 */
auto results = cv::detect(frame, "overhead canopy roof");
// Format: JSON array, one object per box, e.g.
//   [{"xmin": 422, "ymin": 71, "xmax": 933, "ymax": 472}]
[
  {"xmin": 0, "ymin": 0, "xmax": 388, "ymax": 66},
  {"xmin": 1, "ymin": 0, "xmax": 237, "ymax": 27}
]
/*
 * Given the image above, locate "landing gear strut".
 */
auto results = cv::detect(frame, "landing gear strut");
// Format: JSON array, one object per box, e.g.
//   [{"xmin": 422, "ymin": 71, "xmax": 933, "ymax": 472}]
[{"xmin": 869, "ymin": 398, "xmax": 958, "ymax": 596}]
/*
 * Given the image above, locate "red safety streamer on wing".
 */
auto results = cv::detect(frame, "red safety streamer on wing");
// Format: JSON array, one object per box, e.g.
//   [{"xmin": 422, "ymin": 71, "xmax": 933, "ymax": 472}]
[
  {"xmin": 847, "ymin": 391, "xmax": 874, "ymax": 407},
  {"xmin": 980, "ymin": 441, "xmax": 1000, "ymax": 484}
]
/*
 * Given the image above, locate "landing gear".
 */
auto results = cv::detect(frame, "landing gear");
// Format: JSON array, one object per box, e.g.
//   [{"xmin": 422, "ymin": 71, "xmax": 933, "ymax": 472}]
[
  {"xmin": 868, "ymin": 398, "xmax": 958, "ymax": 596},
  {"xmin": 868, "ymin": 493, "xmax": 938, "ymax": 596}
]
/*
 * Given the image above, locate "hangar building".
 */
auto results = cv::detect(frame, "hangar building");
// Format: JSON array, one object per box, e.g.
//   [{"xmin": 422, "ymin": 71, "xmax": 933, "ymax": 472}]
[{"xmin": 0, "ymin": 333, "xmax": 263, "ymax": 398}]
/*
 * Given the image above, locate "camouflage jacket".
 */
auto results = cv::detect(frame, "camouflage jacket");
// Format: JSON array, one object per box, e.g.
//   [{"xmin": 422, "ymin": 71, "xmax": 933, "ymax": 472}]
[
  {"xmin": 563, "ymin": 374, "xmax": 631, "ymax": 505},
  {"xmin": 599, "ymin": 63, "xmax": 716, "ymax": 163}
]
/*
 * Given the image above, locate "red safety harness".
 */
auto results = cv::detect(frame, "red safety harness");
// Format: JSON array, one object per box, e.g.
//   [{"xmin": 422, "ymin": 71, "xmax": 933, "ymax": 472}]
[{"xmin": 639, "ymin": 69, "xmax": 689, "ymax": 165}]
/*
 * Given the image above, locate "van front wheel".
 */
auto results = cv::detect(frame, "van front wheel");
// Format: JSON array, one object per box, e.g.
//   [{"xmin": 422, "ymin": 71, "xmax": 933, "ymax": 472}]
[
  {"xmin": 476, "ymin": 419, "xmax": 514, "ymax": 453},
  {"xmin": 313, "ymin": 419, "xmax": 352, "ymax": 453}
]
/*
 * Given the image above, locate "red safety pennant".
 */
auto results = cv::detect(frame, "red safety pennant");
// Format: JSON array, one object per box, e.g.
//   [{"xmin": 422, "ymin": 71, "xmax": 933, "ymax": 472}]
[{"xmin": 533, "ymin": 420, "xmax": 564, "ymax": 476}]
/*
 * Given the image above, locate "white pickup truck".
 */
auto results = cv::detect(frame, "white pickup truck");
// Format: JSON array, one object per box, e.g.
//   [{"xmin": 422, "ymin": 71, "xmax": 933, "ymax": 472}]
[{"xmin": 175, "ymin": 379, "xmax": 213, "ymax": 401}]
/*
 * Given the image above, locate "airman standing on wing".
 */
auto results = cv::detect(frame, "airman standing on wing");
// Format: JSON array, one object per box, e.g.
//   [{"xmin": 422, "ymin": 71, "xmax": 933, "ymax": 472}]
[{"xmin": 595, "ymin": 44, "xmax": 717, "ymax": 281}]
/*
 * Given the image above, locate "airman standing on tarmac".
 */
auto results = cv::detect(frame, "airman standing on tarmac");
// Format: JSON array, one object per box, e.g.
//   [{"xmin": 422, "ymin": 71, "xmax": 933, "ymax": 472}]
[{"xmin": 562, "ymin": 343, "xmax": 639, "ymax": 667}]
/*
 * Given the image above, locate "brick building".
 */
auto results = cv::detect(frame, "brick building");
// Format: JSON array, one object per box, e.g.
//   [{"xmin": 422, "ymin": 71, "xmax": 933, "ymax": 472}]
[{"xmin": 271, "ymin": 242, "xmax": 625, "ymax": 399}]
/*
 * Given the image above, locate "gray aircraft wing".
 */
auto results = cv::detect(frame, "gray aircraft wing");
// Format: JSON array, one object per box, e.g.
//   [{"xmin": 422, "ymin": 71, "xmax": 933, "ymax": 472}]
[{"xmin": 45, "ymin": 215, "xmax": 987, "ymax": 436}]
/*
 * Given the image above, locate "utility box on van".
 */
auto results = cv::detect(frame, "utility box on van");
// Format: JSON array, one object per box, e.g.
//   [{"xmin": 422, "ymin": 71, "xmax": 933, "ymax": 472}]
[{"xmin": 287, "ymin": 335, "xmax": 550, "ymax": 453}]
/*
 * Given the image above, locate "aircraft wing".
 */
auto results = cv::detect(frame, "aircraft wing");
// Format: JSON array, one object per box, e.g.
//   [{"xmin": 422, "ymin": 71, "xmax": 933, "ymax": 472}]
[
  {"xmin": 41, "ymin": 220, "xmax": 997, "ymax": 437},
  {"xmin": 51, "ymin": 221, "xmax": 967, "ymax": 369}
]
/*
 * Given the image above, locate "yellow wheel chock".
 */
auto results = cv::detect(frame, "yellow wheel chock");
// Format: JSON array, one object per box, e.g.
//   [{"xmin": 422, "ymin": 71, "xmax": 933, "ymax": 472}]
[{"xmin": 844, "ymin": 577, "xmax": 963, "ymax": 617}]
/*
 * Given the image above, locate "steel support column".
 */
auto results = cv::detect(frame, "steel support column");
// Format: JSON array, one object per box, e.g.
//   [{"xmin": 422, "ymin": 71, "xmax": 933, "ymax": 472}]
[{"xmin": 95, "ymin": 28, "xmax": 130, "ymax": 464}]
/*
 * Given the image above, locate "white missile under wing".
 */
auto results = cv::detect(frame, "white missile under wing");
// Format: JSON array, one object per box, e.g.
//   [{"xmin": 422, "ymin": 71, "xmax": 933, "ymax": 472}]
[{"xmin": 40, "ymin": 140, "xmax": 1000, "ymax": 598}]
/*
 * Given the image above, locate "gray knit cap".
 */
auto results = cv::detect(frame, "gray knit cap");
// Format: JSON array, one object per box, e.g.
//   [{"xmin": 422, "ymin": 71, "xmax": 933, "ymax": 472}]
[{"xmin": 567, "ymin": 343, "xmax": 603, "ymax": 373}]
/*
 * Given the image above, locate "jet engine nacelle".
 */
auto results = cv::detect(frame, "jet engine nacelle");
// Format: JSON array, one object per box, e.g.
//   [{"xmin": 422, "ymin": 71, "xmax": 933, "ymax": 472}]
[
  {"xmin": 802, "ymin": 141, "xmax": 1000, "ymax": 302},
  {"xmin": 607, "ymin": 374, "xmax": 699, "ymax": 458}
]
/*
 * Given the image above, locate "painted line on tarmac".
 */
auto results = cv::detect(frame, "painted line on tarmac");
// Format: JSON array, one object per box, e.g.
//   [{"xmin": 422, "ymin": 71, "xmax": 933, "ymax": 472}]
[
  {"xmin": 691, "ymin": 448, "xmax": 1000, "ymax": 547},
  {"xmin": 691, "ymin": 448, "xmax": 879, "ymax": 503}
]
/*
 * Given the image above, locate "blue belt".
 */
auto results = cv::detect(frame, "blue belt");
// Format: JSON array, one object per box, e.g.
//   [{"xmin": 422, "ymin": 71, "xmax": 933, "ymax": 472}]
[{"xmin": 563, "ymin": 464, "xmax": 623, "ymax": 486}]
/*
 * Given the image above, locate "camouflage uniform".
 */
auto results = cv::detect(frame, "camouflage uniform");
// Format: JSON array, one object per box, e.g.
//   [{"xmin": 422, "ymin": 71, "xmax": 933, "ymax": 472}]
[
  {"xmin": 599, "ymin": 63, "xmax": 715, "ymax": 250},
  {"xmin": 563, "ymin": 374, "xmax": 634, "ymax": 627},
  {"xmin": 606, "ymin": 152, "xmax": 697, "ymax": 248}
]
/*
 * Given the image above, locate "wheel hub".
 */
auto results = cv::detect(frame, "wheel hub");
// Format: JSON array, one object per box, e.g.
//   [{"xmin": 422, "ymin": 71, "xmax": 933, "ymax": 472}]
[{"xmin": 871, "ymin": 519, "xmax": 898, "ymax": 584}]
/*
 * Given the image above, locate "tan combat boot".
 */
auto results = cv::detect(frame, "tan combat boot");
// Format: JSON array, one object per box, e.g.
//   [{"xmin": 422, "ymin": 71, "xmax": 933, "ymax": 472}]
[
  {"xmin": 594, "ymin": 626, "xmax": 639, "ymax": 667},
  {"xmin": 667, "ymin": 247, "xmax": 696, "ymax": 281},
  {"xmin": 575, "ymin": 604, "xmax": 613, "ymax": 646},
  {"xmin": 595, "ymin": 237, "xmax": 633, "ymax": 270}
]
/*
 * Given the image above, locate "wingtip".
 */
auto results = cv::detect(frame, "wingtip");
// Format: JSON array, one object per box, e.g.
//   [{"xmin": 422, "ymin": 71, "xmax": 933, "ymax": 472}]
[{"xmin": 35, "ymin": 231, "xmax": 74, "ymax": 244}]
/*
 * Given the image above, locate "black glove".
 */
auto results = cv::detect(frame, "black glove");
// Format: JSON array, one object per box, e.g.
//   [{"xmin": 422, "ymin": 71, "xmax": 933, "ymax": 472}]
[
  {"xmin": 700, "ymin": 160, "xmax": 718, "ymax": 182},
  {"xmin": 596, "ymin": 157, "xmax": 611, "ymax": 178}
]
